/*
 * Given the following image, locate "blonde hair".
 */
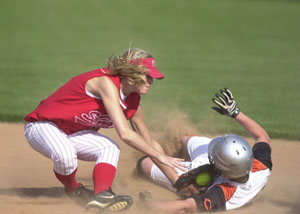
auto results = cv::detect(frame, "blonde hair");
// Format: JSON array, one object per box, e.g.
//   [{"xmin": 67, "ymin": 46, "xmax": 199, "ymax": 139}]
[{"xmin": 108, "ymin": 48, "xmax": 153, "ymax": 86}]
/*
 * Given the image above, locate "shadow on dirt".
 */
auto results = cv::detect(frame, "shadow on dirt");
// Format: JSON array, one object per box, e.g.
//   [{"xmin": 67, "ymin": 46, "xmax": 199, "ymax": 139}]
[
  {"xmin": 0, "ymin": 187, "xmax": 65, "ymax": 198},
  {"xmin": 271, "ymin": 198, "xmax": 300, "ymax": 214}
]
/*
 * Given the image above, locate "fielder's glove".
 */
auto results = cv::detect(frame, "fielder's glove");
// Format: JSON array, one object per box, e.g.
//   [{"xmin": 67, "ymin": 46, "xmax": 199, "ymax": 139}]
[
  {"xmin": 173, "ymin": 164, "xmax": 218, "ymax": 196},
  {"xmin": 212, "ymin": 88, "xmax": 240, "ymax": 118}
]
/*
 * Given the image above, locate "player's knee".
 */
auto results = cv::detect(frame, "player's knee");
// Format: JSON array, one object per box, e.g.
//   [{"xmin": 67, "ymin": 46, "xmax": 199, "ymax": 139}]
[
  {"xmin": 53, "ymin": 155, "xmax": 78, "ymax": 175},
  {"xmin": 64, "ymin": 162, "xmax": 78, "ymax": 174},
  {"xmin": 95, "ymin": 144, "xmax": 120, "ymax": 166},
  {"xmin": 181, "ymin": 136, "xmax": 192, "ymax": 148},
  {"xmin": 136, "ymin": 156, "xmax": 153, "ymax": 179}
]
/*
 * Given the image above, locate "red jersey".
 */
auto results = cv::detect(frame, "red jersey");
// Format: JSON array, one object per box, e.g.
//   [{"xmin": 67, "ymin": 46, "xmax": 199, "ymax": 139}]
[{"xmin": 24, "ymin": 68, "xmax": 141, "ymax": 135}]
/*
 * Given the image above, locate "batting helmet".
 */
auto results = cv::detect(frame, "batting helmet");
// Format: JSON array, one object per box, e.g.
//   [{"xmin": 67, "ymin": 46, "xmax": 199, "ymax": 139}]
[{"xmin": 208, "ymin": 134, "xmax": 254, "ymax": 179}]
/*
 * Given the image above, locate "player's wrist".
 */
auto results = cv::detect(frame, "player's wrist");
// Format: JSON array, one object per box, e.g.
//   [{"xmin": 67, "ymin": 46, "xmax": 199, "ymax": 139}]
[{"xmin": 230, "ymin": 106, "xmax": 240, "ymax": 118}]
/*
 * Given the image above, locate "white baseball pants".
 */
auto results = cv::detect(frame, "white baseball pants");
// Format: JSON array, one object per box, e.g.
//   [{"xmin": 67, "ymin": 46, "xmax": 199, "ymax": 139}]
[
  {"xmin": 24, "ymin": 121, "xmax": 120, "ymax": 175},
  {"xmin": 150, "ymin": 136, "xmax": 212, "ymax": 191}
]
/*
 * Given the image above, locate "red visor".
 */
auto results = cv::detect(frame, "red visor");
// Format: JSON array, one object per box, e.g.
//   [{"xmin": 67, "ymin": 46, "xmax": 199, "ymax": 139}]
[{"xmin": 129, "ymin": 58, "xmax": 164, "ymax": 79}]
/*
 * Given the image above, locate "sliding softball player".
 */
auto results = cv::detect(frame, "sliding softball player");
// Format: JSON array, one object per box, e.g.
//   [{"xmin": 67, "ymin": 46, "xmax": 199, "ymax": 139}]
[{"xmin": 137, "ymin": 88, "xmax": 272, "ymax": 213}]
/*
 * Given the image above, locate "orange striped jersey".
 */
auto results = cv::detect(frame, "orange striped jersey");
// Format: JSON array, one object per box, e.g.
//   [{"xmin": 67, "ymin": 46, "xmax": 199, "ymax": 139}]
[{"xmin": 191, "ymin": 142, "xmax": 272, "ymax": 212}]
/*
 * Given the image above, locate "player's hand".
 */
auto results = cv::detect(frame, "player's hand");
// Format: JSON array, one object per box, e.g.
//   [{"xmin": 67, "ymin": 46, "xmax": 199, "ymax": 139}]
[
  {"xmin": 156, "ymin": 155, "xmax": 188, "ymax": 172},
  {"xmin": 212, "ymin": 88, "xmax": 240, "ymax": 118},
  {"xmin": 177, "ymin": 183, "xmax": 200, "ymax": 196},
  {"xmin": 169, "ymin": 156, "xmax": 188, "ymax": 172}
]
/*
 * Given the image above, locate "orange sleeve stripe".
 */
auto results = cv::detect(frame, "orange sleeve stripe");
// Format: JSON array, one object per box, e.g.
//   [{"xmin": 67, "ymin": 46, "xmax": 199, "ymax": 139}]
[
  {"xmin": 218, "ymin": 183, "xmax": 237, "ymax": 201},
  {"xmin": 203, "ymin": 198, "xmax": 212, "ymax": 210},
  {"xmin": 252, "ymin": 158, "xmax": 268, "ymax": 172}
]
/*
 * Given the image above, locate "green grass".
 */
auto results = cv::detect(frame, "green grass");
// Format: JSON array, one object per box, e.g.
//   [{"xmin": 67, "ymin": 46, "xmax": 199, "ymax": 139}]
[{"xmin": 1, "ymin": 0, "xmax": 300, "ymax": 140}]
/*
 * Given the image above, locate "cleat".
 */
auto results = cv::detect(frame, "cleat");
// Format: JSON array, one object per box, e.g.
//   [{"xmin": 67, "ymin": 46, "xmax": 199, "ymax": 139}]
[
  {"xmin": 67, "ymin": 183, "xmax": 94, "ymax": 204},
  {"xmin": 86, "ymin": 189, "xmax": 133, "ymax": 211}
]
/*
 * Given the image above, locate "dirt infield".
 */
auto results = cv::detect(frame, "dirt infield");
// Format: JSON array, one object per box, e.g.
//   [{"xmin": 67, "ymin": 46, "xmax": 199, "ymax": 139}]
[{"xmin": 0, "ymin": 122, "xmax": 299, "ymax": 214}]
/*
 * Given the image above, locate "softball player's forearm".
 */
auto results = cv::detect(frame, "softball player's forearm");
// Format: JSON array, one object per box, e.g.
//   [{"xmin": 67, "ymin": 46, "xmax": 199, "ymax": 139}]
[
  {"xmin": 155, "ymin": 198, "xmax": 197, "ymax": 213},
  {"xmin": 151, "ymin": 140, "xmax": 166, "ymax": 154},
  {"xmin": 234, "ymin": 112, "xmax": 270, "ymax": 144},
  {"xmin": 121, "ymin": 130, "xmax": 162, "ymax": 156},
  {"xmin": 151, "ymin": 158, "xmax": 179, "ymax": 185}
]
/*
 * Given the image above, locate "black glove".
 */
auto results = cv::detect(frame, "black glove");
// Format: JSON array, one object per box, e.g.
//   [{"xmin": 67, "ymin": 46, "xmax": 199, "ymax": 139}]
[
  {"xmin": 173, "ymin": 164, "xmax": 216, "ymax": 192},
  {"xmin": 212, "ymin": 88, "xmax": 240, "ymax": 118}
]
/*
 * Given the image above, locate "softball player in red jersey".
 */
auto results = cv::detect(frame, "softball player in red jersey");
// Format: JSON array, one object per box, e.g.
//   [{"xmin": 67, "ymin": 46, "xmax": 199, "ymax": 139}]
[{"xmin": 24, "ymin": 48, "xmax": 185, "ymax": 211}]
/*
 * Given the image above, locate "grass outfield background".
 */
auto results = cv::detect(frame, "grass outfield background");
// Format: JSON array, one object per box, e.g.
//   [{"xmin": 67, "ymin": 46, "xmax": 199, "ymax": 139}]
[{"xmin": 1, "ymin": 0, "xmax": 300, "ymax": 140}]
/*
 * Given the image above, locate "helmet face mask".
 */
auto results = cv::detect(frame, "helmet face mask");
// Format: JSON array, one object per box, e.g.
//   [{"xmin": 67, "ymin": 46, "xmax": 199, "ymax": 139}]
[{"xmin": 208, "ymin": 134, "xmax": 254, "ymax": 179}]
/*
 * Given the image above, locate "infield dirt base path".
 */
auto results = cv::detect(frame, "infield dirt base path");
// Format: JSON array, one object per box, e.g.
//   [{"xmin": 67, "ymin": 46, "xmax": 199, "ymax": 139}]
[{"xmin": 0, "ymin": 122, "xmax": 299, "ymax": 214}]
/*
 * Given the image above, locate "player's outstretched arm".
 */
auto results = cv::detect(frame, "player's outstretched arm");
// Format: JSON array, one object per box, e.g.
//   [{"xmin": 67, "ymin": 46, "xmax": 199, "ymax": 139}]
[
  {"xmin": 212, "ymin": 88, "xmax": 270, "ymax": 144},
  {"xmin": 140, "ymin": 190, "xmax": 197, "ymax": 214},
  {"xmin": 87, "ymin": 76, "xmax": 183, "ymax": 171},
  {"xmin": 155, "ymin": 198, "xmax": 197, "ymax": 214},
  {"xmin": 130, "ymin": 105, "xmax": 186, "ymax": 185},
  {"xmin": 234, "ymin": 112, "xmax": 270, "ymax": 144}
]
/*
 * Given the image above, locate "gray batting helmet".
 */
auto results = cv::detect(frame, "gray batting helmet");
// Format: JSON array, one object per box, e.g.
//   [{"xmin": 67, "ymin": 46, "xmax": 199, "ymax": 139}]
[{"xmin": 208, "ymin": 134, "xmax": 254, "ymax": 179}]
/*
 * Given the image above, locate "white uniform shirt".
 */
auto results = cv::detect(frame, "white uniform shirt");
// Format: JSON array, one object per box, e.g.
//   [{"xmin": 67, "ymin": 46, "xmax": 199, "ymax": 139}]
[{"xmin": 209, "ymin": 159, "xmax": 270, "ymax": 210}]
